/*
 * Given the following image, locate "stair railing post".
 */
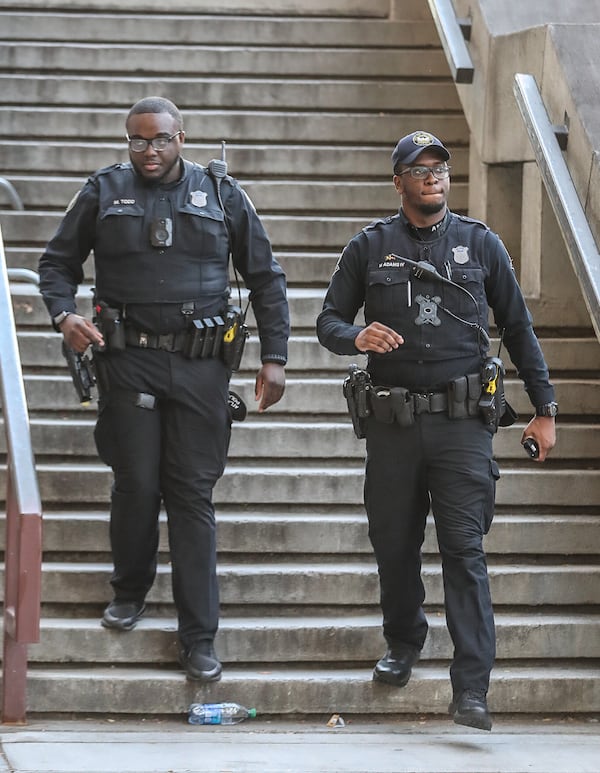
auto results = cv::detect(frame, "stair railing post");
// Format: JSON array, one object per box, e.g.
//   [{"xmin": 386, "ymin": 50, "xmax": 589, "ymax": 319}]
[{"xmin": 0, "ymin": 224, "xmax": 43, "ymax": 724}]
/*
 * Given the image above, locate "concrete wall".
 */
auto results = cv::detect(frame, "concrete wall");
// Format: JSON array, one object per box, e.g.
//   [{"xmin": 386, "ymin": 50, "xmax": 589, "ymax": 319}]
[{"xmin": 450, "ymin": 0, "xmax": 600, "ymax": 328}]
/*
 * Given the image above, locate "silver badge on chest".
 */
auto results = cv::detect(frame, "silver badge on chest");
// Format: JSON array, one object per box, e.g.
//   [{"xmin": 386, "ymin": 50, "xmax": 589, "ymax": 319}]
[
  {"xmin": 452, "ymin": 245, "xmax": 470, "ymax": 264},
  {"xmin": 190, "ymin": 190, "xmax": 208, "ymax": 208}
]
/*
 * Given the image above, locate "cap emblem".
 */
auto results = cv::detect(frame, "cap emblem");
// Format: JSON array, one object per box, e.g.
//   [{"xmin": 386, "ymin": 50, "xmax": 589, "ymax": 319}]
[{"xmin": 412, "ymin": 131, "xmax": 436, "ymax": 147}]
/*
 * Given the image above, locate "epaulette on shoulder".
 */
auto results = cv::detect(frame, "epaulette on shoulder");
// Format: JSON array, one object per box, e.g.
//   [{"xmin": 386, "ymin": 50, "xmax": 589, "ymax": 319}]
[
  {"xmin": 92, "ymin": 163, "xmax": 132, "ymax": 180},
  {"xmin": 455, "ymin": 212, "xmax": 489, "ymax": 230},
  {"xmin": 221, "ymin": 172, "xmax": 238, "ymax": 189},
  {"xmin": 362, "ymin": 213, "xmax": 398, "ymax": 234}
]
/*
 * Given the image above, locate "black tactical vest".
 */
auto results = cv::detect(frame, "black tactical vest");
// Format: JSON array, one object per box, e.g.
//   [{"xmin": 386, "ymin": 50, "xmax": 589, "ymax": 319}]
[
  {"xmin": 92, "ymin": 161, "xmax": 231, "ymax": 305},
  {"xmin": 362, "ymin": 213, "xmax": 490, "ymax": 364}
]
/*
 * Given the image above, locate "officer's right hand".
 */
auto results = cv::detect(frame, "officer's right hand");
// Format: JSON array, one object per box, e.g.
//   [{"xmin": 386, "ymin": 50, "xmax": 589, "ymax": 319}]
[
  {"xmin": 59, "ymin": 314, "xmax": 105, "ymax": 354},
  {"xmin": 355, "ymin": 322, "xmax": 404, "ymax": 354}
]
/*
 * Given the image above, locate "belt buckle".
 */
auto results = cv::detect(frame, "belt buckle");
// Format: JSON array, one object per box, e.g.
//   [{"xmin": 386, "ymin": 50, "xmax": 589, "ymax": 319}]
[{"xmin": 413, "ymin": 393, "xmax": 430, "ymax": 415}]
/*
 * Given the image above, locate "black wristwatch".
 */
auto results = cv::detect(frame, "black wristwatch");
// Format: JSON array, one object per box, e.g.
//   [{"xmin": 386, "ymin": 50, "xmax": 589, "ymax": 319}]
[
  {"xmin": 535, "ymin": 402, "xmax": 558, "ymax": 418},
  {"xmin": 53, "ymin": 311, "xmax": 72, "ymax": 326}
]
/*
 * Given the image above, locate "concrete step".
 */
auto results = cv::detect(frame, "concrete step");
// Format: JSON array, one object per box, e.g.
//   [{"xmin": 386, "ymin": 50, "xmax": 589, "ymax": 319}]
[
  {"xmin": 4, "ymin": 462, "xmax": 597, "ymax": 508},
  {"xmin": 12, "ymin": 511, "xmax": 600, "ymax": 558},
  {"xmin": 0, "ymin": 12, "xmax": 434, "ymax": 46},
  {"xmin": 0, "ymin": 1, "xmax": 399, "ymax": 23},
  {"xmin": 0, "ymin": 138, "xmax": 470, "ymax": 179},
  {"xmin": 19, "ymin": 373, "xmax": 367, "ymax": 413},
  {"xmin": 0, "ymin": 42, "xmax": 452, "ymax": 79},
  {"xmin": 5, "ymin": 418, "xmax": 599, "ymax": 463},
  {"xmin": 4, "ymin": 561, "xmax": 599, "ymax": 607},
  {"xmin": 0, "ymin": 75, "xmax": 462, "ymax": 113},
  {"xmin": 13, "ymin": 330, "xmax": 600, "ymax": 375},
  {"xmin": 19, "ymin": 613, "xmax": 600, "ymax": 664},
  {"xmin": 23, "ymin": 665, "xmax": 600, "ymax": 716}
]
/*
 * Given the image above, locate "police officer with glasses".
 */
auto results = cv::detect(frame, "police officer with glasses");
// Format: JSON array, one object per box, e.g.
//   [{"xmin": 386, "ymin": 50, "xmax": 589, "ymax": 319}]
[
  {"xmin": 316, "ymin": 131, "xmax": 556, "ymax": 731},
  {"xmin": 39, "ymin": 96, "xmax": 290, "ymax": 683}
]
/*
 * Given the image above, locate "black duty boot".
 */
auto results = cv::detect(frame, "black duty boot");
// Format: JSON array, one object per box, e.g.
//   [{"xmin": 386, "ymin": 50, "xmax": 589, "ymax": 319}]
[
  {"xmin": 179, "ymin": 640, "xmax": 222, "ymax": 683},
  {"xmin": 101, "ymin": 600, "xmax": 146, "ymax": 631},
  {"xmin": 372, "ymin": 644, "xmax": 420, "ymax": 687},
  {"xmin": 449, "ymin": 688, "xmax": 492, "ymax": 731}
]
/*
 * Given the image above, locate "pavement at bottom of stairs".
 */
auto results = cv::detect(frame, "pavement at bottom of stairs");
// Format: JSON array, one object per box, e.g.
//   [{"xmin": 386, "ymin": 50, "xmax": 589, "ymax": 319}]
[{"xmin": 0, "ymin": 715, "xmax": 599, "ymax": 773}]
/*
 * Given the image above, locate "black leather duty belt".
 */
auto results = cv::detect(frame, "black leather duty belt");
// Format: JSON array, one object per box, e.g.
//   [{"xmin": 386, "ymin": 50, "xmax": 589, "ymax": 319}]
[
  {"xmin": 411, "ymin": 391, "xmax": 448, "ymax": 414},
  {"xmin": 124, "ymin": 327, "xmax": 189, "ymax": 352}
]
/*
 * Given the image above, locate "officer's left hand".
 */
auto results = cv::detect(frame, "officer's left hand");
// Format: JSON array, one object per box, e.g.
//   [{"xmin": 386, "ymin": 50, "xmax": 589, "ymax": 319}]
[
  {"xmin": 255, "ymin": 362, "xmax": 286, "ymax": 413},
  {"xmin": 521, "ymin": 415, "xmax": 556, "ymax": 462}
]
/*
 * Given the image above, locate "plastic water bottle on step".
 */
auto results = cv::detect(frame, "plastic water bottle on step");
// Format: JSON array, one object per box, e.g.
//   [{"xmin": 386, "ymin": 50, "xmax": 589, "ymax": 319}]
[{"xmin": 188, "ymin": 702, "xmax": 257, "ymax": 725}]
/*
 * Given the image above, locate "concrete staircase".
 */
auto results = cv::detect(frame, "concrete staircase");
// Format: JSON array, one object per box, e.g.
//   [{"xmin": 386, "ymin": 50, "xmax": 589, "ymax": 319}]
[{"xmin": 1, "ymin": 1, "xmax": 599, "ymax": 719}]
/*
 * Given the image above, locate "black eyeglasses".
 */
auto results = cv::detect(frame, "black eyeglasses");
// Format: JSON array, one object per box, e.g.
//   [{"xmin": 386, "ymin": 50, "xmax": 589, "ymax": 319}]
[
  {"xmin": 397, "ymin": 164, "xmax": 451, "ymax": 180},
  {"xmin": 126, "ymin": 131, "xmax": 182, "ymax": 152}
]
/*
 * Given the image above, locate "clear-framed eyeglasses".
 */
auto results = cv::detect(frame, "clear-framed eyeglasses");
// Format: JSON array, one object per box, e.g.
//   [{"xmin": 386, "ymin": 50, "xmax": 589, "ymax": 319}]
[
  {"xmin": 126, "ymin": 131, "xmax": 182, "ymax": 152},
  {"xmin": 397, "ymin": 164, "xmax": 451, "ymax": 180}
]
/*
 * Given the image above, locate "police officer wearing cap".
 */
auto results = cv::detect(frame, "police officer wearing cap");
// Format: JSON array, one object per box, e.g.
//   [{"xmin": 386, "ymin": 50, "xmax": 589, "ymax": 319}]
[
  {"xmin": 39, "ymin": 96, "xmax": 290, "ymax": 682},
  {"xmin": 316, "ymin": 131, "xmax": 556, "ymax": 730}
]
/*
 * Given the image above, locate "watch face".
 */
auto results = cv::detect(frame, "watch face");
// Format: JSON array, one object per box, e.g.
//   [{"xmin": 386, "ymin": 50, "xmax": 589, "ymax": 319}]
[{"xmin": 539, "ymin": 403, "xmax": 558, "ymax": 417}]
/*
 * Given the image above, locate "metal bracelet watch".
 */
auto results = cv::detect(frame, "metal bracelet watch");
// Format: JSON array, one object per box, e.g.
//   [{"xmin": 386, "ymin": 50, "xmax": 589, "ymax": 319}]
[
  {"xmin": 53, "ymin": 311, "xmax": 72, "ymax": 326},
  {"xmin": 535, "ymin": 401, "xmax": 558, "ymax": 417}
]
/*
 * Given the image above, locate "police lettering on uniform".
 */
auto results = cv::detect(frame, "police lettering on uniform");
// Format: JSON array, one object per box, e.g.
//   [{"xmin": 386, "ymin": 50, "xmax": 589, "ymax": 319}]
[
  {"xmin": 316, "ymin": 131, "xmax": 557, "ymax": 731},
  {"xmin": 39, "ymin": 97, "xmax": 290, "ymax": 683}
]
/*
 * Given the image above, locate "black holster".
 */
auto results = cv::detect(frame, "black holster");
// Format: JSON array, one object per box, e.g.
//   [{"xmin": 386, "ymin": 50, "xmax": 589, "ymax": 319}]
[
  {"xmin": 343, "ymin": 364, "xmax": 372, "ymax": 439},
  {"xmin": 94, "ymin": 301, "xmax": 125, "ymax": 351},
  {"xmin": 478, "ymin": 357, "xmax": 517, "ymax": 430}
]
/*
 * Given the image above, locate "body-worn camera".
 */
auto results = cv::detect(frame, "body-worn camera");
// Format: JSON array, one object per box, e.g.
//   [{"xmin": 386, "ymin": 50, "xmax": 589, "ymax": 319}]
[{"xmin": 150, "ymin": 217, "xmax": 173, "ymax": 247}]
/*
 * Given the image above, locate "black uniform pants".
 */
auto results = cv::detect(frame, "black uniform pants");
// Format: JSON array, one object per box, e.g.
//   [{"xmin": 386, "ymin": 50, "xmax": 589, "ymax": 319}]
[
  {"xmin": 364, "ymin": 412, "xmax": 499, "ymax": 693},
  {"xmin": 94, "ymin": 347, "xmax": 231, "ymax": 648}
]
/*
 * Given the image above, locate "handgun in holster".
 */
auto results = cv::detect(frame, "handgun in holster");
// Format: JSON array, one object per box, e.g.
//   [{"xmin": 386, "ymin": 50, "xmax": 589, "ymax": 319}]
[{"xmin": 343, "ymin": 364, "xmax": 372, "ymax": 439}]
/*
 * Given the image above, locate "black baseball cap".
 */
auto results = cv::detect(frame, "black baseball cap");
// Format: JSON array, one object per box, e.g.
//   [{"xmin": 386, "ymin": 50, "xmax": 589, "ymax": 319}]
[{"xmin": 392, "ymin": 131, "xmax": 450, "ymax": 172}]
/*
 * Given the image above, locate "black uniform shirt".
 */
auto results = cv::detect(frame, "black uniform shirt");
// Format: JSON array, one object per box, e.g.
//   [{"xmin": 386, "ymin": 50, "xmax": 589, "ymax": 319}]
[
  {"xmin": 39, "ymin": 159, "xmax": 289, "ymax": 364},
  {"xmin": 317, "ymin": 209, "xmax": 555, "ymax": 406}
]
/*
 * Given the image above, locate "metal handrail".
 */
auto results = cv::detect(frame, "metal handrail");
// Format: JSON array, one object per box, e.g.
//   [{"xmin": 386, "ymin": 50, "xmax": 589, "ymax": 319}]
[
  {"xmin": 0, "ymin": 224, "xmax": 42, "ymax": 724},
  {"xmin": 514, "ymin": 72, "xmax": 600, "ymax": 341},
  {"xmin": 0, "ymin": 178, "xmax": 24, "ymax": 211},
  {"xmin": 7, "ymin": 268, "xmax": 41, "ymax": 284},
  {"xmin": 426, "ymin": 0, "xmax": 474, "ymax": 84}
]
